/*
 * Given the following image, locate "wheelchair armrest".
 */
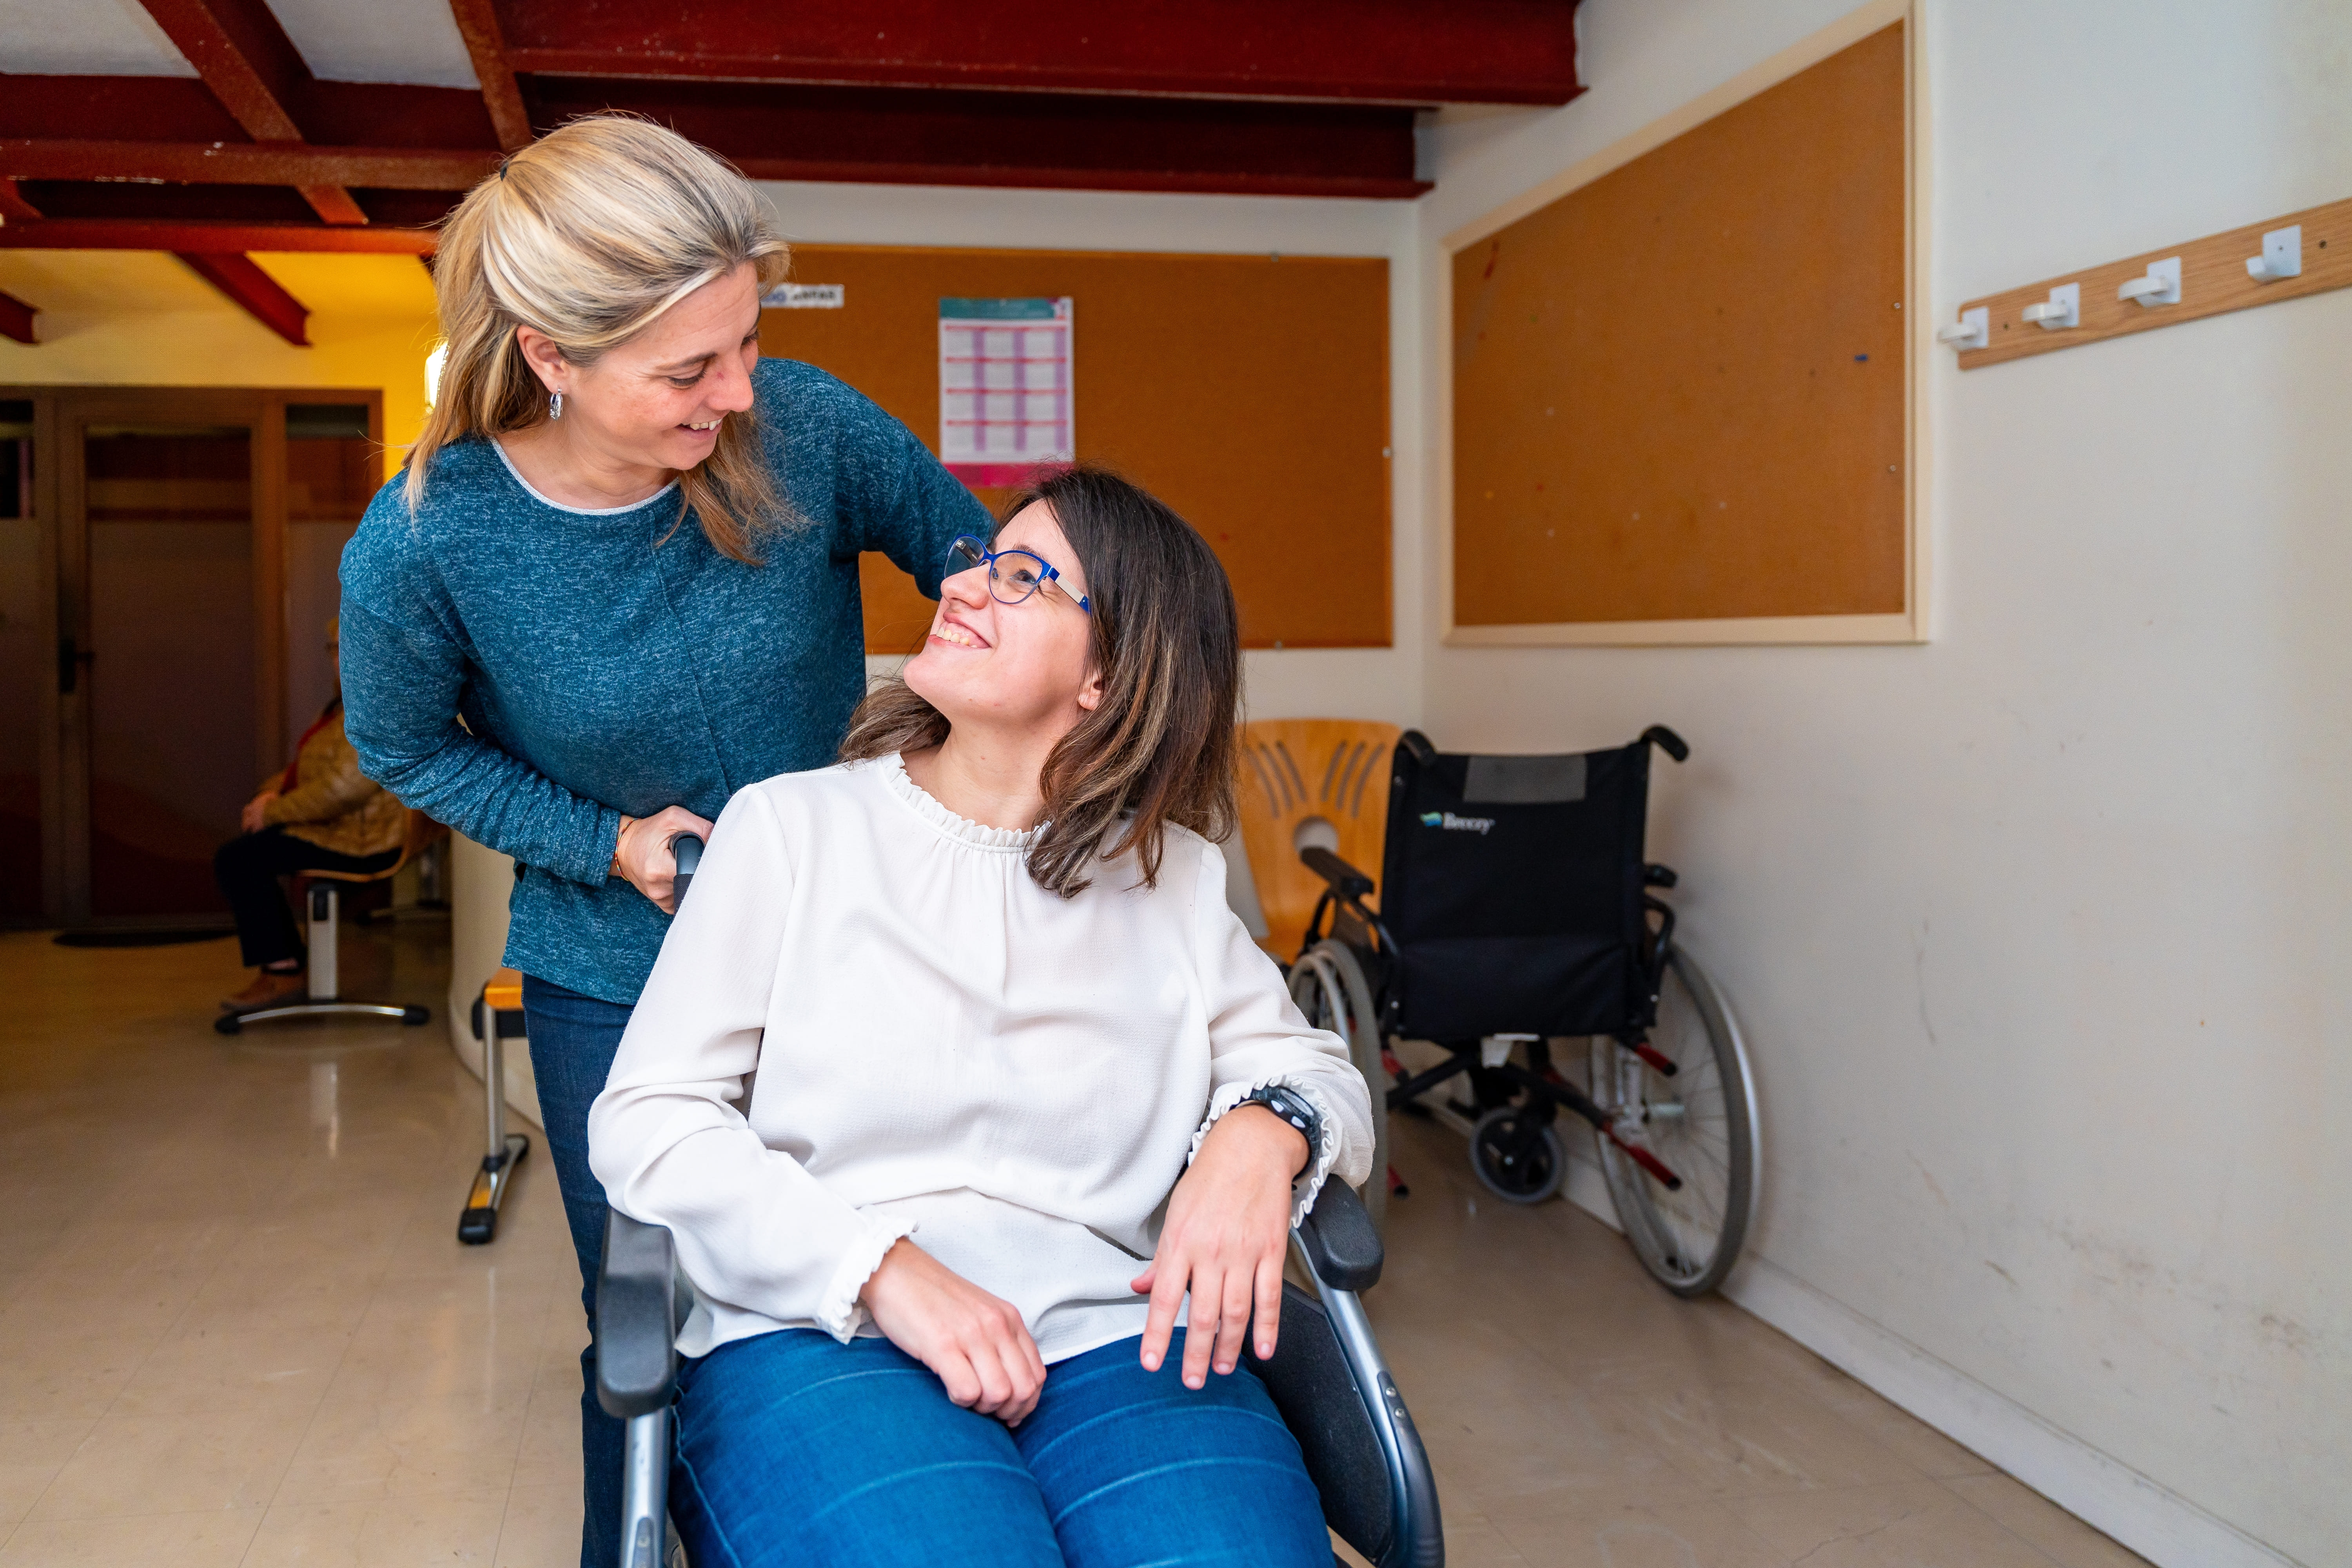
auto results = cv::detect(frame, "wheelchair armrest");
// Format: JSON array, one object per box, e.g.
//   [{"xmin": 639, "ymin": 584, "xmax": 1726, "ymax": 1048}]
[
  {"xmin": 595, "ymin": 1208, "xmax": 681, "ymax": 1419},
  {"xmin": 1299, "ymin": 846, "xmax": 1374, "ymax": 902},
  {"xmin": 1296, "ymin": 1179, "xmax": 1383, "ymax": 1292}
]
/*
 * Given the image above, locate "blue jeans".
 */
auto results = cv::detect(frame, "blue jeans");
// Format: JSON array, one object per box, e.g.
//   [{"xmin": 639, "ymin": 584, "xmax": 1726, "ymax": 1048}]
[
  {"xmin": 521, "ymin": 974, "xmax": 635, "ymax": 1568},
  {"xmin": 671, "ymin": 1328, "xmax": 1332, "ymax": 1568}
]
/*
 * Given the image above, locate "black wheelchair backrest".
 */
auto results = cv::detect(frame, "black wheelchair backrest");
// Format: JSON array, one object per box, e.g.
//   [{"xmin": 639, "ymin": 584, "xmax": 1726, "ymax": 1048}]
[{"xmin": 1376, "ymin": 729, "xmax": 1682, "ymax": 1041}]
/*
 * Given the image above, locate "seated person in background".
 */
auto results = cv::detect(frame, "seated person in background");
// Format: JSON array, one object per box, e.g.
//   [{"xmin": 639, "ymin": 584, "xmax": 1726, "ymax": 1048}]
[
  {"xmin": 214, "ymin": 631, "xmax": 409, "ymax": 1012},
  {"xmin": 589, "ymin": 466, "xmax": 1373, "ymax": 1568}
]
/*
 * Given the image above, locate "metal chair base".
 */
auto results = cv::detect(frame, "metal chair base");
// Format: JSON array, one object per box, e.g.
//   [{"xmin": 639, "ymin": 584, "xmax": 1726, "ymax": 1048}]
[{"xmin": 216, "ymin": 1001, "xmax": 428, "ymax": 1034}]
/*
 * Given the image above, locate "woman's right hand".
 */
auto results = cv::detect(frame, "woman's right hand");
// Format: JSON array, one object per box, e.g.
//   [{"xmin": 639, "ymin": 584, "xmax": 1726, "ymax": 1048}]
[
  {"xmin": 610, "ymin": 806, "xmax": 715, "ymax": 913},
  {"xmin": 860, "ymin": 1239, "xmax": 1047, "ymax": 1426},
  {"xmin": 240, "ymin": 789, "xmax": 279, "ymax": 835}
]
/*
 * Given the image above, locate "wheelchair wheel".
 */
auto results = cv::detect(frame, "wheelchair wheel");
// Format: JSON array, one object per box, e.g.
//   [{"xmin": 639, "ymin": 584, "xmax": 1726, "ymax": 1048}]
[
  {"xmin": 1287, "ymin": 940, "xmax": 1389, "ymax": 1233},
  {"xmin": 1470, "ymin": 1107, "xmax": 1564, "ymax": 1204},
  {"xmin": 1589, "ymin": 946, "xmax": 1759, "ymax": 1296}
]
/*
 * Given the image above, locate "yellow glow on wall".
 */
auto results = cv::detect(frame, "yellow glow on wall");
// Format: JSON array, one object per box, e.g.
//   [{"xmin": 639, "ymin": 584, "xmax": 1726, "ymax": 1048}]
[{"xmin": 0, "ymin": 250, "xmax": 442, "ymax": 455}]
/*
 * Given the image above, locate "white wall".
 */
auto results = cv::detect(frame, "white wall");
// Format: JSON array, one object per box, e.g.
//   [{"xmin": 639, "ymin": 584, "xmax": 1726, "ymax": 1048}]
[
  {"xmin": 748, "ymin": 180, "xmax": 1427, "ymax": 727},
  {"xmin": 1412, "ymin": 2, "xmax": 2351, "ymax": 1564}
]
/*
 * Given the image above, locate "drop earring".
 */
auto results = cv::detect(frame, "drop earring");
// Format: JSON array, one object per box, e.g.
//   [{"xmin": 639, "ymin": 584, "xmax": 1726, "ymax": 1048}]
[{"xmin": 549, "ymin": 390, "xmax": 563, "ymax": 420}]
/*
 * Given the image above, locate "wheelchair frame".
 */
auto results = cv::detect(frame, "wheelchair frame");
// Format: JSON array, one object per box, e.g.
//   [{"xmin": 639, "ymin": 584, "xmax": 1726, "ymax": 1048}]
[
  {"xmin": 593, "ymin": 1182, "xmax": 1443, "ymax": 1568},
  {"xmin": 1286, "ymin": 727, "xmax": 1760, "ymax": 1297}
]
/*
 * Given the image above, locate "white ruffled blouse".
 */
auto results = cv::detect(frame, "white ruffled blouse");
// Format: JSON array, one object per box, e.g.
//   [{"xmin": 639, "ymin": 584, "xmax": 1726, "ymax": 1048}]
[{"xmin": 587, "ymin": 754, "xmax": 1374, "ymax": 1364}]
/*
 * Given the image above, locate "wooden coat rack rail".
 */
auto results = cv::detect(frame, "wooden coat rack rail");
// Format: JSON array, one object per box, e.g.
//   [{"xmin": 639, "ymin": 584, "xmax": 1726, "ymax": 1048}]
[{"xmin": 1950, "ymin": 194, "xmax": 2352, "ymax": 368}]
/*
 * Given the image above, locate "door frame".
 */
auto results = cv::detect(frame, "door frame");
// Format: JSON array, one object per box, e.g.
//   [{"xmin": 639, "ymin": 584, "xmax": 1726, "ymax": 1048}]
[{"xmin": 2, "ymin": 384, "xmax": 385, "ymax": 928}]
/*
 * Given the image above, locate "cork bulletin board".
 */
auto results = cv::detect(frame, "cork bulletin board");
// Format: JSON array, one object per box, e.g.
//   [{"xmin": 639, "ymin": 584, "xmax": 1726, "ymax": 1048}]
[
  {"xmin": 1444, "ymin": 3, "xmax": 1922, "ymax": 645},
  {"xmin": 758, "ymin": 245, "xmax": 1392, "ymax": 653}
]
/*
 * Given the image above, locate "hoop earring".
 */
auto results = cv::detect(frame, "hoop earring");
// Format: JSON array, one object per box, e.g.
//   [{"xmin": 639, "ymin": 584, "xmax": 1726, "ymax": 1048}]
[{"xmin": 549, "ymin": 390, "xmax": 563, "ymax": 420}]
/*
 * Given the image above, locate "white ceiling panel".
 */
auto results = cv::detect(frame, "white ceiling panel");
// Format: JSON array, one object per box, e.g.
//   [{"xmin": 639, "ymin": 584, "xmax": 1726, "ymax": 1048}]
[
  {"xmin": 263, "ymin": 0, "xmax": 479, "ymax": 87},
  {"xmin": 0, "ymin": 0, "xmax": 194, "ymax": 75}
]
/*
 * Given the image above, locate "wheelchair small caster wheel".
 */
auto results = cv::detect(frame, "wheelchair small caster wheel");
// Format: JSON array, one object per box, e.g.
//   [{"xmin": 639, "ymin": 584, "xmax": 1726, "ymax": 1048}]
[{"xmin": 1470, "ymin": 1108, "xmax": 1564, "ymax": 1204}]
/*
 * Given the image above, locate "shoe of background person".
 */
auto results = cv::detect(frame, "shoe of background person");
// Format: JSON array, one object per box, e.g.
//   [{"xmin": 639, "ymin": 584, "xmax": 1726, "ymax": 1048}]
[{"xmin": 221, "ymin": 970, "xmax": 307, "ymax": 1013}]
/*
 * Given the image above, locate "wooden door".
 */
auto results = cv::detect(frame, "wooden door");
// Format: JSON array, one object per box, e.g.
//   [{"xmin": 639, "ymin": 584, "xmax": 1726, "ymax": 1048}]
[{"xmin": 1, "ymin": 386, "xmax": 382, "ymax": 929}]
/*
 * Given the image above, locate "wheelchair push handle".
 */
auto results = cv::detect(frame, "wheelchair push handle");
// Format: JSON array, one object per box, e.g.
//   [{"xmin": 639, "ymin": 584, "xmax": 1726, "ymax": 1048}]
[
  {"xmin": 1639, "ymin": 725, "xmax": 1690, "ymax": 763},
  {"xmin": 668, "ymin": 833, "xmax": 704, "ymax": 906}
]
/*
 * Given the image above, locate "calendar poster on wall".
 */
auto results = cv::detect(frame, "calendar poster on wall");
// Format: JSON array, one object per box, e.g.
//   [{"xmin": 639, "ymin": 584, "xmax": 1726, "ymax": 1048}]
[{"xmin": 938, "ymin": 296, "xmax": 1074, "ymax": 487}]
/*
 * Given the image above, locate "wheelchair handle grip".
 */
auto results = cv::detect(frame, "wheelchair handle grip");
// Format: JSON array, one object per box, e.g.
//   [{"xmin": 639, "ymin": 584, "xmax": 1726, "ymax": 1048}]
[
  {"xmin": 669, "ymin": 833, "xmax": 704, "ymax": 906},
  {"xmin": 1639, "ymin": 725, "xmax": 1690, "ymax": 763},
  {"xmin": 1299, "ymin": 846, "xmax": 1374, "ymax": 901}
]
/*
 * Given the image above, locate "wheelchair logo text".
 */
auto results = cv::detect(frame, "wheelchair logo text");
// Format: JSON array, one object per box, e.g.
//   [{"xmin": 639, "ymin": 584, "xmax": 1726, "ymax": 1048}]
[{"xmin": 1421, "ymin": 811, "xmax": 1495, "ymax": 834}]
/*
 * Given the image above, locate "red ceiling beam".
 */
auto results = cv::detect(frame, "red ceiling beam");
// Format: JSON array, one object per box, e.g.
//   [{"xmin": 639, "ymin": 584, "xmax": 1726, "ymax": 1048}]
[
  {"xmin": 133, "ymin": 0, "xmax": 368, "ymax": 224},
  {"xmin": 0, "ymin": 290, "xmax": 35, "ymax": 345},
  {"xmin": 0, "ymin": 220, "xmax": 435, "ymax": 254},
  {"xmin": 2, "ymin": 140, "xmax": 500, "ymax": 191},
  {"xmin": 446, "ymin": 0, "xmax": 534, "ymax": 152},
  {"xmin": 176, "ymin": 253, "xmax": 310, "ymax": 343},
  {"xmin": 534, "ymin": 78, "xmax": 1426, "ymax": 198},
  {"xmin": 0, "ymin": 77, "xmax": 496, "ymax": 151},
  {"xmin": 0, "ymin": 79, "xmax": 1425, "ymax": 203},
  {"xmin": 496, "ymin": 0, "xmax": 1584, "ymax": 106}
]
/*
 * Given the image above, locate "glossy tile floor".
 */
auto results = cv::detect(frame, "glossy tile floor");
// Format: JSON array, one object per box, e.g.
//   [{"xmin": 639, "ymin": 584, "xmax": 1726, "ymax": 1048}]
[{"xmin": 0, "ymin": 922, "xmax": 2150, "ymax": 1568}]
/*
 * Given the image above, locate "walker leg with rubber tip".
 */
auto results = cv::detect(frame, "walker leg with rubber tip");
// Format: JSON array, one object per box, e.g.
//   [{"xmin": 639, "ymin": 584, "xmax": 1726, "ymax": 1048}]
[{"xmin": 457, "ymin": 1007, "xmax": 530, "ymax": 1244}]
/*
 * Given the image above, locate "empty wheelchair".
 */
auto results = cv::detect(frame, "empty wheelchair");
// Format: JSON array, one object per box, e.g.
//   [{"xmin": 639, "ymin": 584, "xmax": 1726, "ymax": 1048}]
[
  {"xmin": 595, "ymin": 1180, "xmax": 1443, "ymax": 1568},
  {"xmin": 1284, "ymin": 727, "xmax": 1760, "ymax": 1297}
]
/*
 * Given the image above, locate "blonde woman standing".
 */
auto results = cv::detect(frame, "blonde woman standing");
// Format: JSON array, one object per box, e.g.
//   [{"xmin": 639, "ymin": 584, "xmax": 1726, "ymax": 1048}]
[{"xmin": 338, "ymin": 115, "xmax": 989, "ymax": 1566}]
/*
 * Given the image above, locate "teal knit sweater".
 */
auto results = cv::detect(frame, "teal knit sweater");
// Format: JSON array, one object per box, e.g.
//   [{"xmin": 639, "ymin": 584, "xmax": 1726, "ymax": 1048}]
[{"xmin": 338, "ymin": 360, "xmax": 989, "ymax": 1003}]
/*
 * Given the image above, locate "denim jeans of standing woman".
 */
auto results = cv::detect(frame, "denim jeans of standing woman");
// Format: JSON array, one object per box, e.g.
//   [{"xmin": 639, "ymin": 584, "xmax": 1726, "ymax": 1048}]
[{"xmin": 521, "ymin": 976, "xmax": 637, "ymax": 1563}]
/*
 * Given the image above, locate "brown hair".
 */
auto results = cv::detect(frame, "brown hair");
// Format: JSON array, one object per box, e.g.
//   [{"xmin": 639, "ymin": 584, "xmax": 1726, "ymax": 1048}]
[
  {"xmin": 840, "ymin": 466, "xmax": 1241, "ymax": 897},
  {"xmin": 407, "ymin": 114, "xmax": 792, "ymax": 563}
]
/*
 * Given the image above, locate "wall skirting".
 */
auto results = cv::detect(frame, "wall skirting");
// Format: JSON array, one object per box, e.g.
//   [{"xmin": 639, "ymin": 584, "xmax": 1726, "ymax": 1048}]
[{"xmin": 1560, "ymin": 1157, "xmax": 2296, "ymax": 1568}]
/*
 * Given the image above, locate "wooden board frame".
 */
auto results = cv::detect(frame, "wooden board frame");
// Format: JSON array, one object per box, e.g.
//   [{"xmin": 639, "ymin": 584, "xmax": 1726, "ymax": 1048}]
[{"xmin": 1437, "ymin": 0, "xmax": 1927, "ymax": 647}]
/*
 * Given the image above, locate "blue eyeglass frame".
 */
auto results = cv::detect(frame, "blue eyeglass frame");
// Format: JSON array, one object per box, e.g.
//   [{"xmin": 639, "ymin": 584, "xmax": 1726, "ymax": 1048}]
[{"xmin": 947, "ymin": 535, "xmax": 1091, "ymax": 614}]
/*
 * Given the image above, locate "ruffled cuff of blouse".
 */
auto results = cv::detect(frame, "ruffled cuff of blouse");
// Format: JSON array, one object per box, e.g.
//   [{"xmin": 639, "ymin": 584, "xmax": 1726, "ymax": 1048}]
[
  {"xmin": 1189, "ymin": 1077, "xmax": 1348, "ymax": 1231},
  {"xmin": 814, "ymin": 1213, "xmax": 919, "ymax": 1344}
]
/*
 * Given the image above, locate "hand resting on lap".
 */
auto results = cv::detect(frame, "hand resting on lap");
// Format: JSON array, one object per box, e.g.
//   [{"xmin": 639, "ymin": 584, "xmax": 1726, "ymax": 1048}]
[
  {"xmin": 861, "ymin": 1239, "xmax": 1049, "ymax": 1426},
  {"xmin": 857, "ymin": 1102, "xmax": 1308, "ymax": 1423}
]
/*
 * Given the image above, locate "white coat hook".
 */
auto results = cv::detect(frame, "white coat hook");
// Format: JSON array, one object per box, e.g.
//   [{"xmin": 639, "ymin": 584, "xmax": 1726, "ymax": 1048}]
[
  {"xmin": 2246, "ymin": 225, "xmax": 2301, "ymax": 282},
  {"xmin": 2117, "ymin": 256, "xmax": 2182, "ymax": 308},
  {"xmin": 1936, "ymin": 305, "xmax": 1989, "ymax": 351},
  {"xmin": 2020, "ymin": 282, "xmax": 2080, "ymax": 331}
]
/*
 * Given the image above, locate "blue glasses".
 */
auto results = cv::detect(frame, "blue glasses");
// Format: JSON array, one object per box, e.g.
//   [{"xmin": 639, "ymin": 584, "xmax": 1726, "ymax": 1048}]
[{"xmin": 947, "ymin": 535, "xmax": 1091, "ymax": 614}]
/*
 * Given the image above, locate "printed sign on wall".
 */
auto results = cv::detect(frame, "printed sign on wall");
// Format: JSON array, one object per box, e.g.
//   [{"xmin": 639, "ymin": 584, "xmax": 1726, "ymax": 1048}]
[{"xmin": 938, "ymin": 296, "xmax": 1074, "ymax": 487}]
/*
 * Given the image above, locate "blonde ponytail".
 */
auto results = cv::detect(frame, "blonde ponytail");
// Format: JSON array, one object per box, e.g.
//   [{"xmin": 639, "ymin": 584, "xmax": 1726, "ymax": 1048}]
[{"xmin": 409, "ymin": 113, "xmax": 793, "ymax": 562}]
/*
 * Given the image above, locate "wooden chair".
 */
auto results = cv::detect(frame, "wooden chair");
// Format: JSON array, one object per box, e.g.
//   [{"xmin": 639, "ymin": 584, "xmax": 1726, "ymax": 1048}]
[
  {"xmin": 1235, "ymin": 719, "xmax": 1401, "ymax": 962},
  {"xmin": 214, "ymin": 809, "xmax": 444, "ymax": 1036}
]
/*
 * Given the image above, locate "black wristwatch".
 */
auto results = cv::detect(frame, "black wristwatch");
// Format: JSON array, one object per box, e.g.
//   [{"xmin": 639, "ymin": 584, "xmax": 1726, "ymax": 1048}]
[{"xmin": 1240, "ymin": 1083, "xmax": 1323, "ymax": 1167}]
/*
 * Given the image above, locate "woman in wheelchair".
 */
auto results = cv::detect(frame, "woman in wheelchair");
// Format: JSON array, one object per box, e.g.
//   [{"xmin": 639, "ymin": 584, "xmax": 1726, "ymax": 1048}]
[{"xmin": 588, "ymin": 466, "xmax": 1374, "ymax": 1568}]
